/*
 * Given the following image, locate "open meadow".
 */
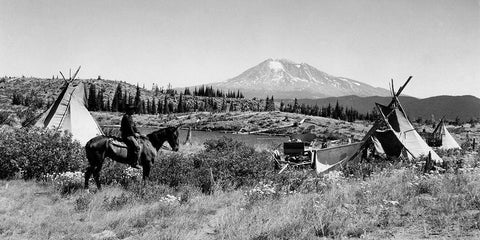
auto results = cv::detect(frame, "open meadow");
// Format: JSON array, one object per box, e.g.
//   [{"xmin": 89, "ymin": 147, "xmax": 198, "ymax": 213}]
[{"xmin": 2, "ymin": 111, "xmax": 480, "ymax": 239}]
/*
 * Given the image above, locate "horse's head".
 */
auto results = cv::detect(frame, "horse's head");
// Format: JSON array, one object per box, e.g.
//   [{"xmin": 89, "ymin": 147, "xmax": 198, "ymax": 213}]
[
  {"xmin": 147, "ymin": 125, "xmax": 180, "ymax": 152},
  {"xmin": 166, "ymin": 126, "xmax": 180, "ymax": 152}
]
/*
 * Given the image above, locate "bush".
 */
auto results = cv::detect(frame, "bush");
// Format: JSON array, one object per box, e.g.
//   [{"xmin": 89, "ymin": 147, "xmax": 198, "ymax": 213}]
[
  {"xmin": 44, "ymin": 171, "xmax": 84, "ymax": 194},
  {"xmin": 150, "ymin": 152, "xmax": 193, "ymax": 188},
  {"xmin": 100, "ymin": 161, "xmax": 143, "ymax": 187},
  {"xmin": 145, "ymin": 137, "xmax": 275, "ymax": 192},
  {"xmin": 0, "ymin": 127, "xmax": 86, "ymax": 180},
  {"xmin": 192, "ymin": 137, "xmax": 274, "ymax": 190}
]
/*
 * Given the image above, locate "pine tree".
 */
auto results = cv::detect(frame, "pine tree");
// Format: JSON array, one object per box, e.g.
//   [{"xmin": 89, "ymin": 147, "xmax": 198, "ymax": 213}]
[
  {"xmin": 264, "ymin": 96, "xmax": 270, "ymax": 111},
  {"xmin": 141, "ymin": 100, "xmax": 146, "ymax": 114},
  {"xmin": 151, "ymin": 98, "xmax": 156, "ymax": 114},
  {"xmin": 111, "ymin": 84, "xmax": 122, "ymax": 112},
  {"xmin": 87, "ymin": 84, "xmax": 98, "ymax": 111},
  {"xmin": 134, "ymin": 84, "xmax": 141, "ymax": 113},
  {"xmin": 96, "ymin": 89, "xmax": 104, "ymax": 111},
  {"xmin": 293, "ymin": 98, "xmax": 299, "ymax": 113},
  {"xmin": 269, "ymin": 96, "xmax": 275, "ymax": 111},
  {"xmin": 177, "ymin": 93, "xmax": 184, "ymax": 113},
  {"xmin": 154, "ymin": 84, "xmax": 160, "ymax": 96},
  {"xmin": 105, "ymin": 98, "xmax": 111, "ymax": 112},
  {"xmin": 163, "ymin": 95, "xmax": 169, "ymax": 114},
  {"xmin": 122, "ymin": 90, "xmax": 128, "ymax": 112},
  {"xmin": 157, "ymin": 99, "xmax": 163, "ymax": 114},
  {"xmin": 146, "ymin": 99, "xmax": 151, "ymax": 114}
]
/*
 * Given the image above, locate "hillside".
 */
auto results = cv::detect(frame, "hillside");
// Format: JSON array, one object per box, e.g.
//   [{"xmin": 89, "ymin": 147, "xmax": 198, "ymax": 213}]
[
  {"xmin": 190, "ymin": 59, "xmax": 391, "ymax": 99},
  {"xmin": 0, "ymin": 77, "xmax": 260, "ymax": 112},
  {"xmin": 288, "ymin": 95, "xmax": 480, "ymax": 121},
  {"xmin": 406, "ymin": 95, "xmax": 480, "ymax": 121}
]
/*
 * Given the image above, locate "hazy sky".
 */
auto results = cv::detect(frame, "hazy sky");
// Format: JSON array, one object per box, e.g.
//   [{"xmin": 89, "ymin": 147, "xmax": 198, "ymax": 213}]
[{"xmin": 1, "ymin": 0, "xmax": 479, "ymax": 98}]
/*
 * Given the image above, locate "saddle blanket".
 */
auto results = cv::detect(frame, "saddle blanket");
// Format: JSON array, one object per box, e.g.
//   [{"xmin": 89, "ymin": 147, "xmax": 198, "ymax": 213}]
[{"xmin": 110, "ymin": 139, "xmax": 128, "ymax": 148}]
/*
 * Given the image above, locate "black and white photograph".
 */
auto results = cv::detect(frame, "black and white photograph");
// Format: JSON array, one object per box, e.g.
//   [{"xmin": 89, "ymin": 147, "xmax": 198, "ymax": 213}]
[{"xmin": 1, "ymin": 0, "xmax": 479, "ymax": 239}]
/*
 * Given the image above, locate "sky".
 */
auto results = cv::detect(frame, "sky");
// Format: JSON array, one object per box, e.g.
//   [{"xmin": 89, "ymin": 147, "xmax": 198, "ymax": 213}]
[{"xmin": 1, "ymin": 0, "xmax": 479, "ymax": 98}]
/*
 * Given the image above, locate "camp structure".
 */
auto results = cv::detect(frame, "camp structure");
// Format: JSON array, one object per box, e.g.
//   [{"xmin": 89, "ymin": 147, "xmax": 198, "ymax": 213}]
[
  {"xmin": 272, "ymin": 76, "xmax": 442, "ymax": 174},
  {"xmin": 426, "ymin": 118, "xmax": 461, "ymax": 150},
  {"xmin": 370, "ymin": 101, "xmax": 443, "ymax": 163},
  {"xmin": 316, "ymin": 77, "xmax": 442, "ymax": 173},
  {"xmin": 34, "ymin": 67, "xmax": 103, "ymax": 145}
]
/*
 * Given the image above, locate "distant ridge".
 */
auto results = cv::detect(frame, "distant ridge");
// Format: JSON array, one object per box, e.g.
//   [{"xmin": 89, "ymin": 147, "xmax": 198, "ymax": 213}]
[
  {"xmin": 198, "ymin": 58, "xmax": 391, "ymax": 98},
  {"xmin": 289, "ymin": 95, "xmax": 480, "ymax": 121}
]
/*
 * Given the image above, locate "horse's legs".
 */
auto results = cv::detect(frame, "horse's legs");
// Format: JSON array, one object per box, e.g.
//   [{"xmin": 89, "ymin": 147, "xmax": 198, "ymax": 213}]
[
  {"xmin": 84, "ymin": 165, "xmax": 94, "ymax": 189},
  {"xmin": 92, "ymin": 154, "xmax": 104, "ymax": 190},
  {"xmin": 93, "ymin": 164, "xmax": 103, "ymax": 190},
  {"xmin": 84, "ymin": 145, "xmax": 99, "ymax": 190},
  {"xmin": 142, "ymin": 161, "xmax": 151, "ymax": 185}
]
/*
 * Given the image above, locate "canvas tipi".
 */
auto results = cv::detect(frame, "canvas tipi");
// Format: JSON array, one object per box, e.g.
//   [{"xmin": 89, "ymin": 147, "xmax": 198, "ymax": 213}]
[
  {"xmin": 428, "ymin": 118, "xmax": 461, "ymax": 150},
  {"xmin": 34, "ymin": 67, "xmax": 103, "ymax": 145},
  {"xmin": 372, "ymin": 100, "xmax": 443, "ymax": 163}
]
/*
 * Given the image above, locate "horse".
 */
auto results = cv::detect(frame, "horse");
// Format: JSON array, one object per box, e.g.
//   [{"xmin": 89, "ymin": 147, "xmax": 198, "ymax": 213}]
[{"xmin": 84, "ymin": 126, "xmax": 180, "ymax": 190}]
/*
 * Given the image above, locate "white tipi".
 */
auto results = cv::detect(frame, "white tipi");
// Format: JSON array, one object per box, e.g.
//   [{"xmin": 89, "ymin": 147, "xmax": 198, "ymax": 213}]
[
  {"xmin": 370, "ymin": 78, "xmax": 442, "ymax": 163},
  {"xmin": 431, "ymin": 119, "xmax": 461, "ymax": 150},
  {"xmin": 34, "ymin": 67, "xmax": 103, "ymax": 145},
  {"xmin": 372, "ymin": 101, "xmax": 442, "ymax": 163}
]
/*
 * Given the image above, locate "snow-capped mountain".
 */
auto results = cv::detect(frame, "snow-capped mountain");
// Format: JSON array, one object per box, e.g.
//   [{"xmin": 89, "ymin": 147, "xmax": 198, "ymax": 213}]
[{"xmin": 209, "ymin": 59, "xmax": 391, "ymax": 99}]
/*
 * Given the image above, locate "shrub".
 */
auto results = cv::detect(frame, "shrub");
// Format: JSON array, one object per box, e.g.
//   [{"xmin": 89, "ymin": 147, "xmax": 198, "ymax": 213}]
[
  {"xmin": 150, "ymin": 152, "xmax": 193, "ymax": 188},
  {"xmin": 101, "ymin": 161, "xmax": 143, "ymax": 187},
  {"xmin": 0, "ymin": 127, "xmax": 85, "ymax": 180},
  {"xmin": 44, "ymin": 171, "xmax": 84, "ymax": 194},
  {"xmin": 192, "ymin": 137, "xmax": 274, "ymax": 190}
]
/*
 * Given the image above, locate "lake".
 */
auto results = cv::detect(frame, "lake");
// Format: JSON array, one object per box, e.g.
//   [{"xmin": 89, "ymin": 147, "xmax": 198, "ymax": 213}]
[{"xmin": 103, "ymin": 126, "xmax": 289, "ymax": 149}]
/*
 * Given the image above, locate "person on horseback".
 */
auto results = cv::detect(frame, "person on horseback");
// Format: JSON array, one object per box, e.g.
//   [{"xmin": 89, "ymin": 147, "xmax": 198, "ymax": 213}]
[{"xmin": 121, "ymin": 104, "xmax": 142, "ymax": 169}]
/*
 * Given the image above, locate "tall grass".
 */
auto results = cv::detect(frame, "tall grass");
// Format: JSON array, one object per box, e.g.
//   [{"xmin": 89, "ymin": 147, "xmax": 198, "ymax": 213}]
[
  {"xmin": 2, "ymin": 127, "xmax": 480, "ymax": 239},
  {"xmin": 3, "ymin": 164, "xmax": 480, "ymax": 239}
]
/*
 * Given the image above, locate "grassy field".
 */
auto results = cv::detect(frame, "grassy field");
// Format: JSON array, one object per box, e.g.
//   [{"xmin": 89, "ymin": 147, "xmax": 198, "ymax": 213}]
[{"xmin": 3, "ymin": 155, "xmax": 480, "ymax": 240}]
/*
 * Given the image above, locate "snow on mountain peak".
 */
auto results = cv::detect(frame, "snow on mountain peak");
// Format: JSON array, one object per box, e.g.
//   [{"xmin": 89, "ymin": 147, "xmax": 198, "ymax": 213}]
[
  {"xmin": 208, "ymin": 58, "xmax": 391, "ymax": 98},
  {"xmin": 268, "ymin": 60, "xmax": 284, "ymax": 72}
]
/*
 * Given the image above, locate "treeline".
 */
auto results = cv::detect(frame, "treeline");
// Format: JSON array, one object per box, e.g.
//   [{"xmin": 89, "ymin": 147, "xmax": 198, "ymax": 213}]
[
  {"xmin": 279, "ymin": 98, "xmax": 379, "ymax": 122},
  {"xmin": 87, "ymin": 83, "xmax": 249, "ymax": 114},
  {"xmin": 152, "ymin": 84, "xmax": 245, "ymax": 99},
  {"xmin": 186, "ymin": 85, "xmax": 245, "ymax": 98}
]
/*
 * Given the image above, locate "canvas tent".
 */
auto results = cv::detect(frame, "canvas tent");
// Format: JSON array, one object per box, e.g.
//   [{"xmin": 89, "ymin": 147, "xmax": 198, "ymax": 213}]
[
  {"xmin": 371, "ymin": 98, "xmax": 442, "ymax": 163},
  {"xmin": 428, "ymin": 119, "xmax": 461, "ymax": 150},
  {"xmin": 34, "ymin": 69, "xmax": 103, "ymax": 145}
]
